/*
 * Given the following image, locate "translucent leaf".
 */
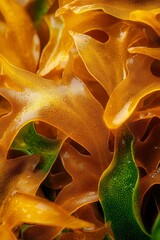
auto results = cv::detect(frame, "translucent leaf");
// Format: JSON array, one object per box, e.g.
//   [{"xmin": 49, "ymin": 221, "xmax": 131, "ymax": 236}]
[
  {"xmin": 15, "ymin": 0, "xmax": 33, "ymax": 7},
  {"xmin": 2, "ymin": 192, "xmax": 94, "ymax": 229},
  {"xmin": 57, "ymin": 1, "xmax": 160, "ymax": 38},
  {"xmin": 55, "ymin": 143, "xmax": 110, "ymax": 213},
  {"xmin": 0, "ymin": 35, "xmax": 24, "ymax": 69},
  {"xmin": 37, "ymin": 14, "xmax": 66, "ymax": 76},
  {"xmin": 56, "ymin": 0, "xmax": 160, "ymax": 20},
  {"xmin": 129, "ymin": 9, "xmax": 160, "ymax": 36},
  {"xmin": 0, "ymin": 55, "xmax": 109, "ymax": 172},
  {"xmin": 99, "ymin": 128, "xmax": 150, "ymax": 239},
  {"xmin": 23, "ymin": 198, "xmax": 111, "ymax": 240},
  {"xmin": 128, "ymin": 47, "xmax": 160, "ymax": 60},
  {"xmin": 104, "ymin": 54, "xmax": 160, "ymax": 129},
  {"xmin": 38, "ymin": 10, "xmax": 115, "ymax": 76},
  {"xmin": 72, "ymin": 22, "xmax": 145, "ymax": 96},
  {"xmin": 0, "ymin": 0, "xmax": 40, "ymax": 71},
  {"xmin": 0, "ymin": 155, "xmax": 41, "ymax": 200}
]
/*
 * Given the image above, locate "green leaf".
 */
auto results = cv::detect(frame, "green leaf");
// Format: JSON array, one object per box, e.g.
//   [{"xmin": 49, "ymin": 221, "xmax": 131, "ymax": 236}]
[
  {"xmin": 34, "ymin": 0, "xmax": 55, "ymax": 25},
  {"xmin": 99, "ymin": 127, "xmax": 150, "ymax": 240},
  {"xmin": 104, "ymin": 235, "xmax": 112, "ymax": 240},
  {"xmin": 11, "ymin": 122, "xmax": 62, "ymax": 173},
  {"xmin": 21, "ymin": 224, "xmax": 34, "ymax": 236},
  {"xmin": 151, "ymin": 214, "xmax": 160, "ymax": 240}
]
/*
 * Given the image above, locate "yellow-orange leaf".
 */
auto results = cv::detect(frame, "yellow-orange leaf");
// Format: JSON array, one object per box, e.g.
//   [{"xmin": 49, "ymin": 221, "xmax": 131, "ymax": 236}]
[{"xmin": 2, "ymin": 192, "xmax": 94, "ymax": 229}]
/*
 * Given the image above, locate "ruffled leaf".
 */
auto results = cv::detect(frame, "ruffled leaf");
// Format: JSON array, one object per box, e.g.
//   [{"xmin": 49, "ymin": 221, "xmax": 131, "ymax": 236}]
[
  {"xmin": 38, "ymin": 10, "xmax": 115, "ymax": 75},
  {"xmin": 129, "ymin": 9, "xmax": 160, "ymax": 36},
  {"xmin": 0, "ymin": 55, "xmax": 109, "ymax": 171},
  {"xmin": 104, "ymin": 54, "xmax": 160, "ymax": 129},
  {"xmin": 57, "ymin": 0, "xmax": 160, "ymax": 20},
  {"xmin": 72, "ymin": 22, "xmax": 145, "ymax": 95},
  {"xmin": 99, "ymin": 128, "xmax": 150, "ymax": 239},
  {"xmin": 11, "ymin": 122, "xmax": 64, "ymax": 173},
  {"xmin": 55, "ymin": 143, "xmax": 108, "ymax": 213}
]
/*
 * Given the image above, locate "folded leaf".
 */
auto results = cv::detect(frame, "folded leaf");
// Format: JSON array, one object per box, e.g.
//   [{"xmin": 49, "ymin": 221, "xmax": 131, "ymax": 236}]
[
  {"xmin": 129, "ymin": 9, "xmax": 160, "ymax": 36},
  {"xmin": 0, "ymin": 55, "xmax": 109, "ymax": 171},
  {"xmin": 38, "ymin": 10, "xmax": 115, "ymax": 75},
  {"xmin": 128, "ymin": 47, "xmax": 160, "ymax": 60},
  {"xmin": 0, "ymin": 0, "xmax": 40, "ymax": 71},
  {"xmin": 37, "ymin": 14, "xmax": 66, "ymax": 76},
  {"xmin": 2, "ymin": 192, "xmax": 94, "ymax": 229},
  {"xmin": 57, "ymin": 0, "xmax": 160, "ymax": 20},
  {"xmin": 104, "ymin": 54, "xmax": 160, "ymax": 129},
  {"xmin": 55, "ymin": 143, "xmax": 106, "ymax": 212}
]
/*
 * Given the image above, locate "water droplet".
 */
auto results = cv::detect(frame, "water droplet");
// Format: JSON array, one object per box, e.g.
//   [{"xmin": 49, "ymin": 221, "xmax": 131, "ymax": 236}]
[
  {"xmin": 156, "ymin": 167, "xmax": 160, "ymax": 173},
  {"xmin": 139, "ymin": 114, "xmax": 145, "ymax": 119},
  {"xmin": 112, "ymin": 101, "xmax": 131, "ymax": 126},
  {"xmin": 150, "ymin": 173, "xmax": 156, "ymax": 179}
]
